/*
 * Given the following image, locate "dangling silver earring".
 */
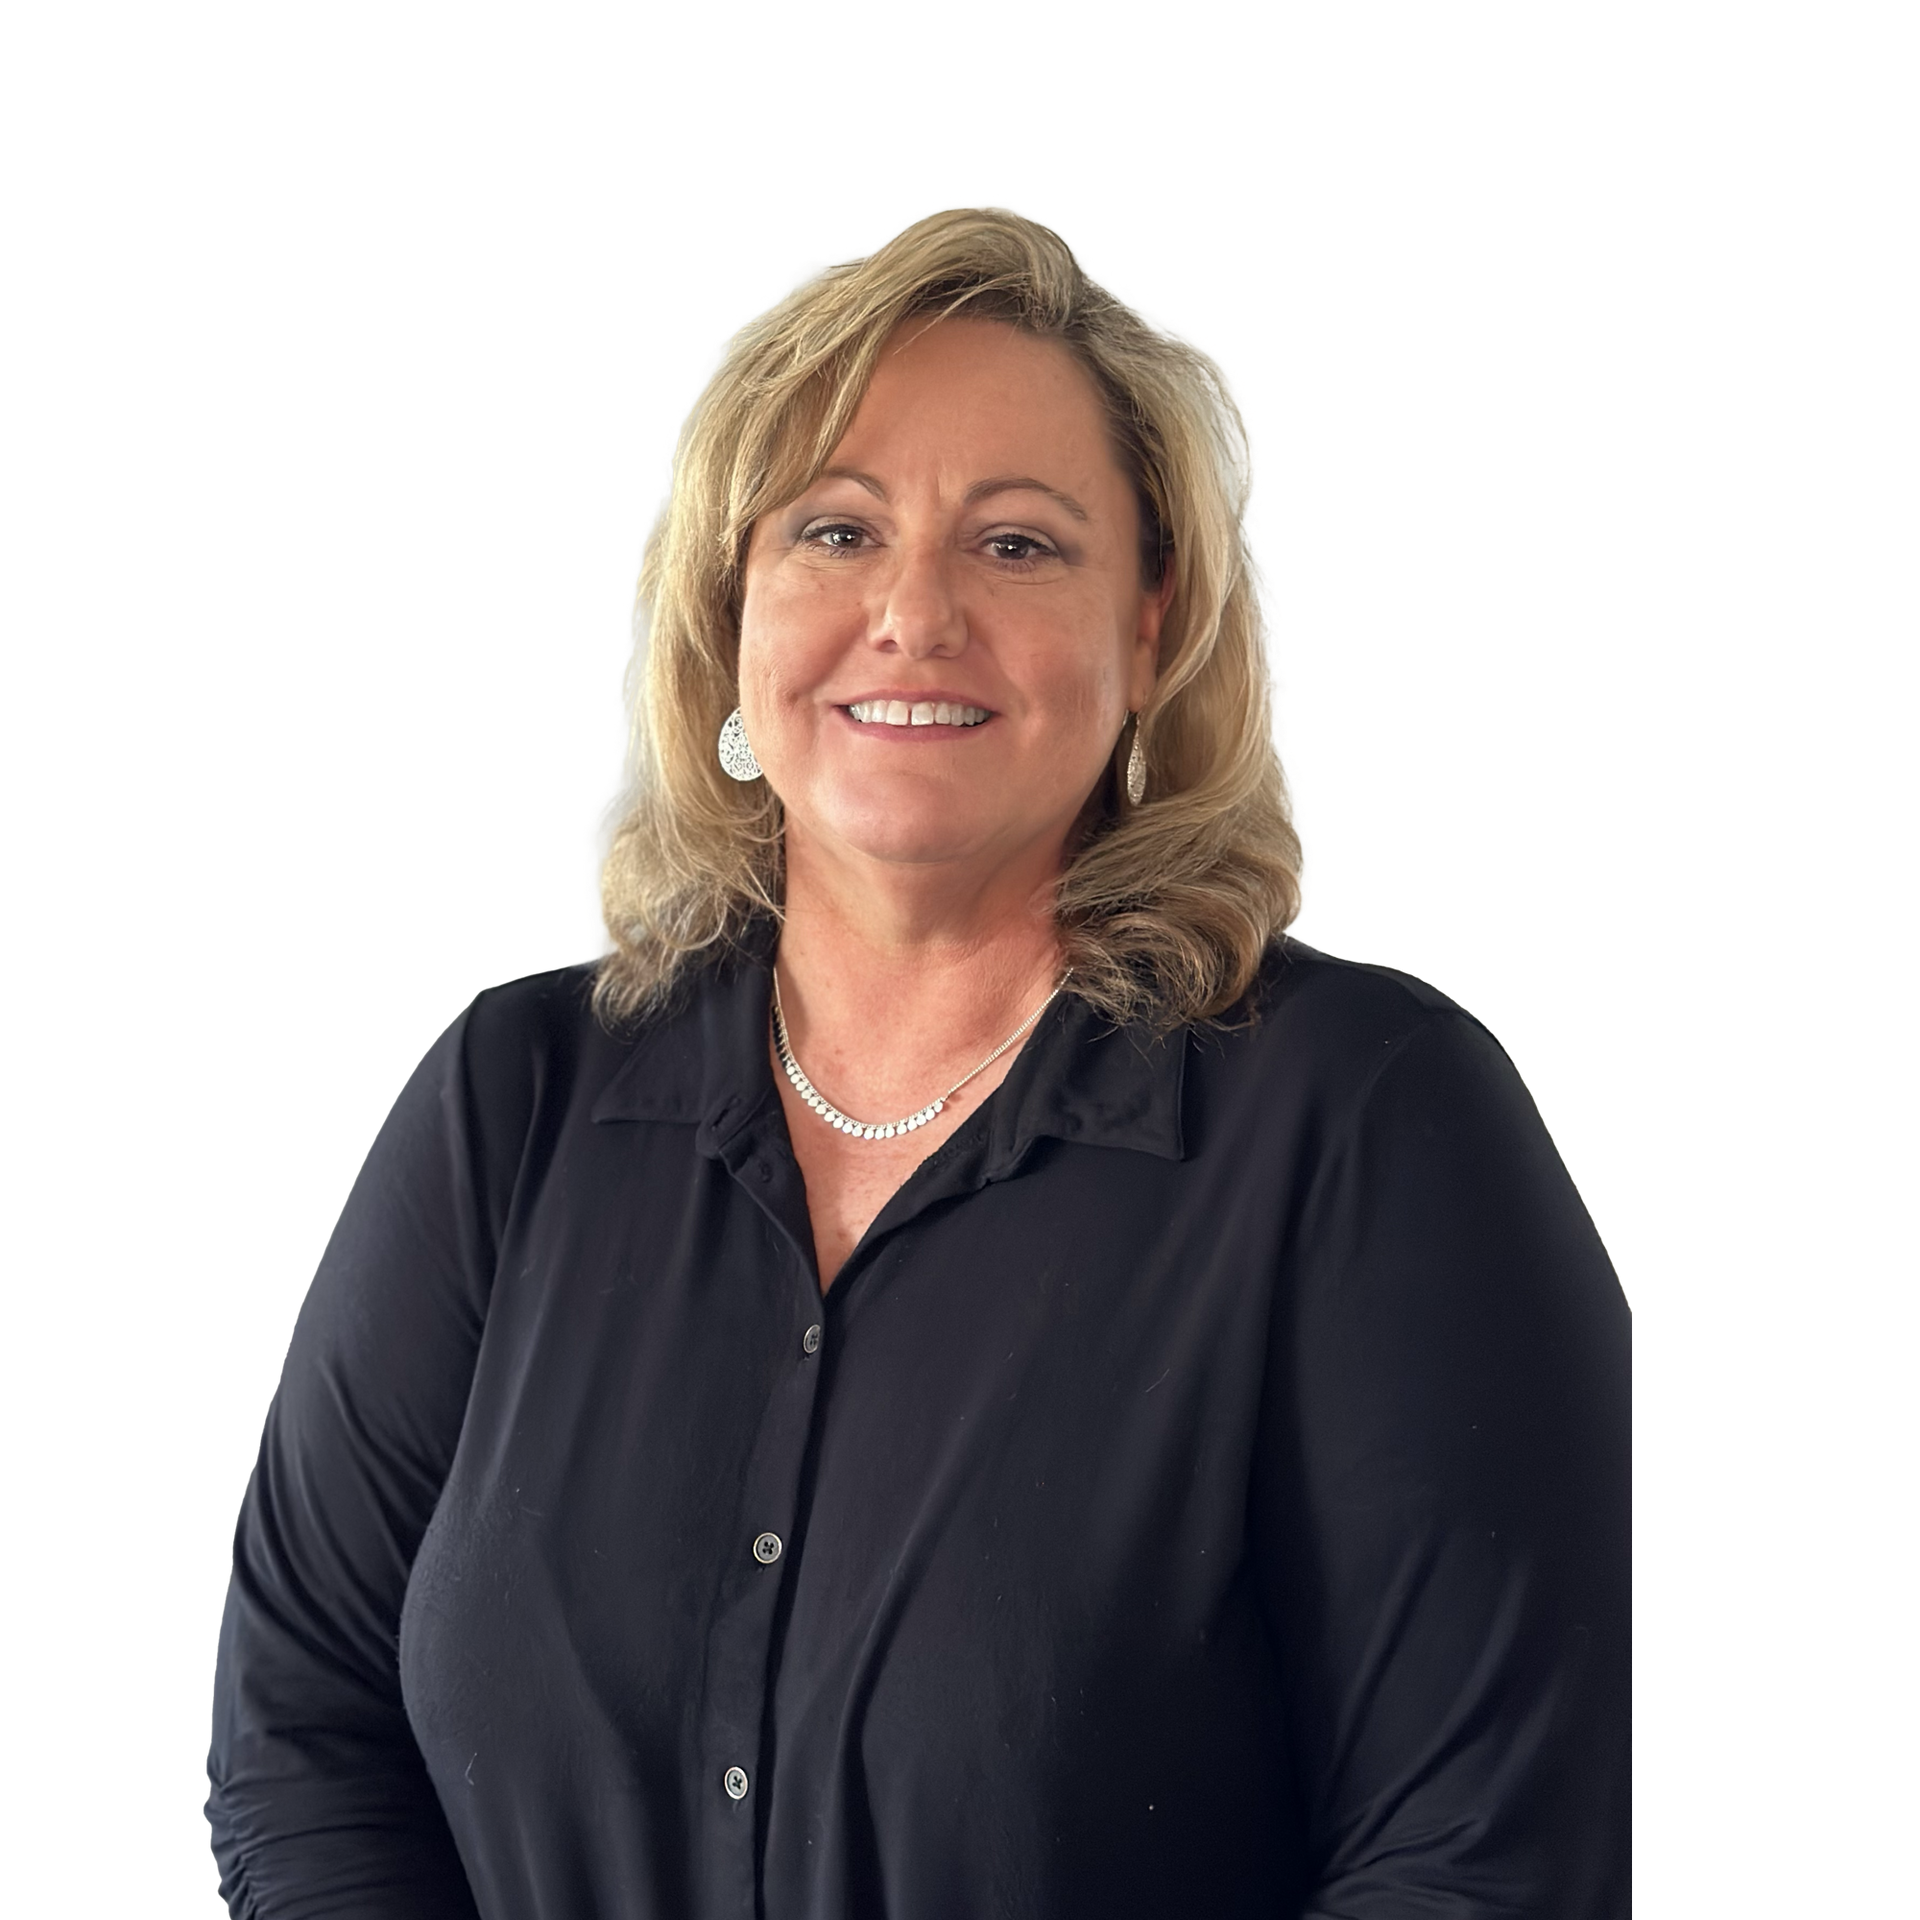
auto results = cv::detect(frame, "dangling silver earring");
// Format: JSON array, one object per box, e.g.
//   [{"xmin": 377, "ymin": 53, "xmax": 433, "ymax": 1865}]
[
  {"xmin": 1126, "ymin": 714, "xmax": 1147, "ymax": 806},
  {"xmin": 717, "ymin": 707, "xmax": 762, "ymax": 782}
]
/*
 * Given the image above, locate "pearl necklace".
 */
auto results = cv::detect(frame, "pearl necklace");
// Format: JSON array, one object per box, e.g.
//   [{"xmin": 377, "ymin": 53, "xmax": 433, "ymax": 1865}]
[{"xmin": 771, "ymin": 967, "xmax": 1068, "ymax": 1142}]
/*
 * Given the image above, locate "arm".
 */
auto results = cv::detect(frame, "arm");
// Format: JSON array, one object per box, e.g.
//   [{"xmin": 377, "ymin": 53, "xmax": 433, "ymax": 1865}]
[
  {"xmin": 1255, "ymin": 1011, "xmax": 1631, "ymax": 1917},
  {"xmin": 207, "ymin": 998, "xmax": 535, "ymax": 1918}
]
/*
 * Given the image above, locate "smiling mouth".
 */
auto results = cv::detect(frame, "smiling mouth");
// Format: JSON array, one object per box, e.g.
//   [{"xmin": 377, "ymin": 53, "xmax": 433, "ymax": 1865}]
[{"xmin": 846, "ymin": 700, "xmax": 991, "ymax": 728}]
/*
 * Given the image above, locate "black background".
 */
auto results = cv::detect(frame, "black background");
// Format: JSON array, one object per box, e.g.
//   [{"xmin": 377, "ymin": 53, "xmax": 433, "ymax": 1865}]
[{"xmin": 191, "ymin": 172, "xmax": 1635, "ymax": 1804}]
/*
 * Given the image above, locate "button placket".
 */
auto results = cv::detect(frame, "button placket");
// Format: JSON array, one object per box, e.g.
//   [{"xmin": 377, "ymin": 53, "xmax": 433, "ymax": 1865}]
[{"xmin": 697, "ymin": 1133, "xmax": 837, "ymax": 1900}]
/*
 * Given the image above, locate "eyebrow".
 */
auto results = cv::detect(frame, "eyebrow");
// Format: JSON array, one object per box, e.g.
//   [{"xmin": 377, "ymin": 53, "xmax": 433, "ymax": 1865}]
[{"xmin": 816, "ymin": 468, "xmax": 1091, "ymax": 523}]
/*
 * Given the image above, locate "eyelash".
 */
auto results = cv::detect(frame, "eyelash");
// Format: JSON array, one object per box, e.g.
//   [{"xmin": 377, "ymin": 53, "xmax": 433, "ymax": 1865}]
[{"xmin": 798, "ymin": 522, "xmax": 1059, "ymax": 568}]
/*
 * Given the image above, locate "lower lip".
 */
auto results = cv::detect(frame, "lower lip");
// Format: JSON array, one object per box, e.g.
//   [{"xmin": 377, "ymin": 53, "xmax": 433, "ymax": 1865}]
[{"xmin": 838, "ymin": 707, "xmax": 994, "ymax": 739}]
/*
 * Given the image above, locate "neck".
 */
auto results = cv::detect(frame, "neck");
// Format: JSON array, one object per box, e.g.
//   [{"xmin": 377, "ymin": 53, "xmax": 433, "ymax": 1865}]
[{"xmin": 773, "ymin": 827, "xmax": 1067, "ymax": 1109}]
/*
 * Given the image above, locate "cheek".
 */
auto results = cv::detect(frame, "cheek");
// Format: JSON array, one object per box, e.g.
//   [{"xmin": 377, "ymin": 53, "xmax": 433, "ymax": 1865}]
[
  {"xmin": 1018, "ymin": 610, "xmax": 1135, "ymax": 728},
  {"xmin": 732, "ymin": 616, "xmax": 788, "ymax": 729},
  {"xmin": 737, "ymin": 571, "xmax": 855, "ymax": 703}
]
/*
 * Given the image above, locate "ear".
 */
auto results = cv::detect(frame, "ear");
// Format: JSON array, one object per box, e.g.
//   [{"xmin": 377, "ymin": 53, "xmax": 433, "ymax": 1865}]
[{"xmin": 1129, "ymin": 569, "xmax": 1176, "ymax": 711}]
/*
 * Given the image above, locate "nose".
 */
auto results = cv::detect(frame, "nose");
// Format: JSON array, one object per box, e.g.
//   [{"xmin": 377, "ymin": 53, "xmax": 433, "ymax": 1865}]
[{"xmin": 874, "ymin": 543, "xmax": 966, "ymax": 659}]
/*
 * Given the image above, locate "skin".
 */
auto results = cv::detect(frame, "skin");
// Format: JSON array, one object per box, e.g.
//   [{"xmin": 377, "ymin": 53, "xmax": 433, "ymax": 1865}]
[{"xmin": 737, "ymin": 317, "xmax": 1171, "ymax": 1288}]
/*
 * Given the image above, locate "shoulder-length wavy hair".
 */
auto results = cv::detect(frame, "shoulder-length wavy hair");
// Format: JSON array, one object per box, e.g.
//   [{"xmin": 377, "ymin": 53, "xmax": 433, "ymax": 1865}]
[{"xmin": 597, "ymin": 208, "xmax": 1300, "ymax": 1033}]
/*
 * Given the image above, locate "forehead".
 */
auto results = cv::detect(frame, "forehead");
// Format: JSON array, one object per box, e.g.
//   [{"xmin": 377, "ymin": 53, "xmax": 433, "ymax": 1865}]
[{"xmin": 828, "ymin": 318, "xmax": 1123, "ymax": 486}]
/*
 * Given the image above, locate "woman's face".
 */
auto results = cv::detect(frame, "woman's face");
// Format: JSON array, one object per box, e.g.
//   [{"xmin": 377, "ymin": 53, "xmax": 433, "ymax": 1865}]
[{"xmin": 737, "ymin": 318, "xmax": 1167, "ymax": 888}]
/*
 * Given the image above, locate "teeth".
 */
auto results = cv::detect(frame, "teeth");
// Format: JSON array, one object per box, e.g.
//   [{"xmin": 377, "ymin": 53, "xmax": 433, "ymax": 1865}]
[{"xmin": 849, "ymin": 701, "xmax": 989, "ymax": 727}]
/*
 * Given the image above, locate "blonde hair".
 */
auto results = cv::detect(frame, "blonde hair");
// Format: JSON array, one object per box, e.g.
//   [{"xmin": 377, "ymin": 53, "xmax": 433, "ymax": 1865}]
[{"xmin": 597, "ymin": 208, "xmax": 1300, "ymax": 1032}]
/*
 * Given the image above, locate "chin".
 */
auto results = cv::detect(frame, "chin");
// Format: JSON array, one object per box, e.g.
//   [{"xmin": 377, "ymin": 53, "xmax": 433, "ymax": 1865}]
[
  {"xmin": 824, "ymin": 815, "xmax": 998, "ymax": 869},
  {"xmin": 782, "ymin": 751, "xmax": 1093, "ymax": 875},
  {"xmin": 806, "ymin": 786, "xmax": 1013, "ymax": 869}
]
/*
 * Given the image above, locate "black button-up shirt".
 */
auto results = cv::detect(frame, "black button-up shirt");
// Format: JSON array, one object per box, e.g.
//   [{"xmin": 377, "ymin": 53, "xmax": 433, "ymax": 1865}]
[{"xmin": 208, "ymin": 939, "xmax": 1630, "ymax": 1918}]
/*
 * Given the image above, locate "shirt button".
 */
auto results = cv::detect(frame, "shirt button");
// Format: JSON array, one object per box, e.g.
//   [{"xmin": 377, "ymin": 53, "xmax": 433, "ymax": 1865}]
[
  {"xmin": 723, "ymin": 1765, "xmax": 749, "ymax": 1800},
  {"xmin": 752, "ymin": 1531, "xmax": 782, "ymax": 1565},
  {"xmin": 802, "ymin": 1324, "xmax": 822, "ymax": 1355}
]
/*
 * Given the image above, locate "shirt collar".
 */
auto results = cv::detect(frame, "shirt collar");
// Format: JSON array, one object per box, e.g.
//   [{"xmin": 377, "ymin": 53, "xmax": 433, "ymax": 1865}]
[{"xmin": 590, "ymin": 946, "xmax": 1186, "ymax": 1167}]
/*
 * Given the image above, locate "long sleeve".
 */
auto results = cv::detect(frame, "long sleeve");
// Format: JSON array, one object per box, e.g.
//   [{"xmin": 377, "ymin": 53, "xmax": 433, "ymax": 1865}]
[
  {"xmin": 207, "ymin": 997, "xmax": 535, "ymax": 1918},
  {"xmin": 207, "ymin": 948, "xmax": 1629, "ymax": 1917},
  {"xmin": 1254, "ymin": 1009, "xmax": 1631, "ymax": 1916}
]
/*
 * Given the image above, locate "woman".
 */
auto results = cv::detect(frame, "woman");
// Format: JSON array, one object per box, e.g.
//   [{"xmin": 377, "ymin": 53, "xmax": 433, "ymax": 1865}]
[{"xmin": 209, "ymin": 210, "xmax": 1629, "ymax": 1917}]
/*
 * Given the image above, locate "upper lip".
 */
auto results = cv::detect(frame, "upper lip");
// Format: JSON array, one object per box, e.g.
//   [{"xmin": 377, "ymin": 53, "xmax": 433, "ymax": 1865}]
[{"xmin": 838, "ymin": 690, "xmax": 996, "ymax": 711}]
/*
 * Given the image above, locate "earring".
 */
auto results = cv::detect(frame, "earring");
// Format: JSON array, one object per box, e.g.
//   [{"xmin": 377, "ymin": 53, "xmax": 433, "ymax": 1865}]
[
  {"xmin": 1126, "ymin": 715, "xmax": 1147, "ymax": 806},
  {"xmin": 717, "ymin": 707, "xmax": 762, "ymax": 782}
]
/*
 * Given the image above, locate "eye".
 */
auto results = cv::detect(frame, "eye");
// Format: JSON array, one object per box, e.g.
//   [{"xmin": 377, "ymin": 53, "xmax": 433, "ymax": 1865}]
[
  {"xmin": 984, "ymin": 533, "xmax": 1057, "ymax": 565},
  {"xmin": 800, "ymin": 520, "xmax": 870, "ymax": 553}
]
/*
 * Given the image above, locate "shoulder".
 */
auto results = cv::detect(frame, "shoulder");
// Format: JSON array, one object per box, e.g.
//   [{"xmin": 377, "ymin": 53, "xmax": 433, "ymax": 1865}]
[
  {"xmin": 449, "ymin": 955, "xmax": 748, "ymax": 1128},
  {"xmin": 1255, "ymin": 937, "xmax": 1468, "ymax": 1035},
  {"xmin": 460, "ymin": 960, "xmax": 603, "ymax": 1060},
  {"xmin": 429, "ymin": 960, "xmax": 631, "ymax": 1134},
  {"xmin": 1178, "ymin": 939, "xmax": 1533, "ymax": 1152},
  {"xmin": 1227, "ymin": 938, "xmax": 1501, "ymax": 1080}
]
